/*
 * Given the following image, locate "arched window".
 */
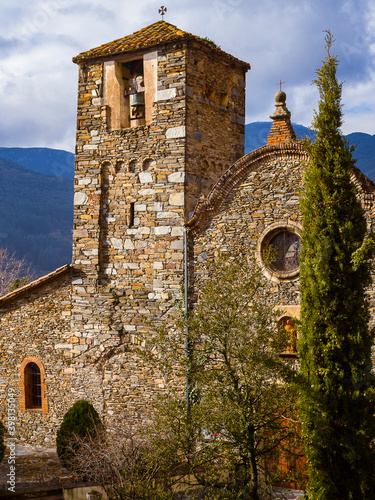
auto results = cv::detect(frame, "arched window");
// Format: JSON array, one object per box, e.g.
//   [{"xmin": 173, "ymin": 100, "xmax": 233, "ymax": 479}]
[
  {"xmin": 19, "ymin": 357, "xmax": 48, "ymax": 413},
  {"xmin": 278, "ymin": 316, "xmax": 297, "ymax": 356},
  {"xmin": 128, "ymin": 159, "xmax": 137, "ymax": 172},
  {"xmin": 24, "ymin": 362, "xmax": 42, "ymax": 408},
  {"xmin": 142, "ymin": 158, "xmax": 155, "ymax": 171}
]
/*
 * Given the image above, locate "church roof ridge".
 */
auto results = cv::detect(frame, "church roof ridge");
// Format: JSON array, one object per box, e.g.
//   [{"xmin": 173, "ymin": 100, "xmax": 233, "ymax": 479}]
[
  {"xmin": 0, "ymin": 264, "xmax": 72, "ymax": 306},
  {"xmin": 72, "ymin": 20, "xmax": 250, "ymax": 68}
]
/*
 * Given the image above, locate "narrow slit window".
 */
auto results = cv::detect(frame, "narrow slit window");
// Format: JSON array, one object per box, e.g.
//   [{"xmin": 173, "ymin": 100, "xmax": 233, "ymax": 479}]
[{"xmin": 129, "ymin": 202, "xmax": 135, "ymax": 227}]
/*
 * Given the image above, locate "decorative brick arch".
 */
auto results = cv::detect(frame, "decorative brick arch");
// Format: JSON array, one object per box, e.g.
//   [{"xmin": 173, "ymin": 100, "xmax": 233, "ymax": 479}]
[
  {"xmin": 19, "ymin": 357, "xmax": 48, "ymax": 413},
  {"xmin": 186, "ymin": 143, "xmax": 308, "ymax": 235},
  {"xmin": 350, "ymin": 165, "xmax": 375, "ymax": 216},
  {"xmin": 186, "ymin": 142, "xmax": 375, "ymax": 233}
]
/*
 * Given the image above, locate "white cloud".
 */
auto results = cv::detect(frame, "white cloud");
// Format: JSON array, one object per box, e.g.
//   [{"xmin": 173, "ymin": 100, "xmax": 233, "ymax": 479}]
[
  {"xmin": 0, "ymin": 0, "xmax": 374, "ymax": 151},
  {"xmin": 342, "ymin": 73, "xmax": 375, "ymax": 134}
]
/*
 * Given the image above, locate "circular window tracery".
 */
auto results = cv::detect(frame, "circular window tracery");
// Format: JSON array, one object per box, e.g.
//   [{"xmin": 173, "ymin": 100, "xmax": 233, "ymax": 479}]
[
  {"xmin": 268, "ymin": 230, "xmax": 301, "ymax": 273},
  {"xmin": 257, "ymin": 222, "xmax": 302, "ymax": 282}
]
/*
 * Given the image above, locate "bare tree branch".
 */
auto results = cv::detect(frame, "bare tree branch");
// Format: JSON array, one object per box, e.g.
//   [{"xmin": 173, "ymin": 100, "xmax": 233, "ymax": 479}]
[{"xmin": 0, "ymin": 247, "xmax": 36, "ymax": 296}]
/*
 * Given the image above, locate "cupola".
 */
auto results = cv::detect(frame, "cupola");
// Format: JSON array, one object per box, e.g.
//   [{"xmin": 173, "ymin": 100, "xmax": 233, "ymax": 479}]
[{"xmin": 267, "ymin": 90, "xmax": 296, "ymax": 145}]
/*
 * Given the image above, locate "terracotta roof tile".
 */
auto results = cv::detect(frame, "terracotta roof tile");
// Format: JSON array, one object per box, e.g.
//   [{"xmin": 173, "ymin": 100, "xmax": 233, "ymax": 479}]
[{"xmin": 73, "ymin": 20, "xmax": 250, "ymax": 68}]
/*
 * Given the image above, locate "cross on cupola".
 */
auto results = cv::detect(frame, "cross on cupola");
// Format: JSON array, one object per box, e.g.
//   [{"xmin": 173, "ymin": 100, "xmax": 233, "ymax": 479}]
[{"xmin": 276, "ymin": 80, "xmax": 285, "ymax": 92}]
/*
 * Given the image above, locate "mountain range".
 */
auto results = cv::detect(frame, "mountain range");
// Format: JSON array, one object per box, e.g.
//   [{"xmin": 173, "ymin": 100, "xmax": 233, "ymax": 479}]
[
  {"xmin": 0, "ymin": 123, "xmax": 374, "ymax": 276},
  {"xmin": 0, "ymin": 147, "xmax": 74, "ymax": 178},
  {"xmin": 245, "ymin": 123, "xmax": 375, "ymax": 181},
  {"xmin": 0, "ymin": 154, "xmax": 73, "ymax": 276}
]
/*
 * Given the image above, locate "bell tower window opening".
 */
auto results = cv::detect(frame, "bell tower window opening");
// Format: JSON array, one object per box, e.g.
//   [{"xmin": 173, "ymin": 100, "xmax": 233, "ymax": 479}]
[
  {"xmin": 104, "ymin": 51, "xmax": 157, "ymax": 130},
  {"xmin": 122, "ymin": 59, "xmax": 146, "ymax": 127},
  {"xmin": 25, "ymin": 362, "xmax": 42, "ymax": 408}
]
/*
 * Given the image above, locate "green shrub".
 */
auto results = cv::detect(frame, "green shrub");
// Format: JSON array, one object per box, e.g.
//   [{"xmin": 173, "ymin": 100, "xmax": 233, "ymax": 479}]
[
  {"xmin": 0, "ymin": 419, "xmax": 5, "ymax": 462},
  {"xmin": 56, "ymin": 399, "xmax": 103, "ymax": 471}
]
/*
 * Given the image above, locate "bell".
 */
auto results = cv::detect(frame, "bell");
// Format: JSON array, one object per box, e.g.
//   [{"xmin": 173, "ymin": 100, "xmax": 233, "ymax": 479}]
[{"xmin": 131, "ymin": 92, "xmax": 145, "ymax": 107}]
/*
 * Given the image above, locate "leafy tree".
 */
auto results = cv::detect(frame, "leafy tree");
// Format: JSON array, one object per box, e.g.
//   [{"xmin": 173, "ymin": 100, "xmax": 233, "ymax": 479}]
[
  {"xmin": 145, "ymin": 251, "xmax": 300, "ymax": 500},
  {"xmin": 299, "ymin": 31, "xmax": 375, "ymax": 500},
  {"xmin": 56, "ymin": 400, "xmax": 103, "ymax": 472},
  {"xmin": 0, "ymin": 247, "xmax": 35, "ymax": 296}
]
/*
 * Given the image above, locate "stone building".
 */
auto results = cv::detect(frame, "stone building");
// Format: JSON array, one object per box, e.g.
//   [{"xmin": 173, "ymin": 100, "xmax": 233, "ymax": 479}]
[{"xmin": 1, "ymin": 20, "xmax": 375, "ymax": 447}]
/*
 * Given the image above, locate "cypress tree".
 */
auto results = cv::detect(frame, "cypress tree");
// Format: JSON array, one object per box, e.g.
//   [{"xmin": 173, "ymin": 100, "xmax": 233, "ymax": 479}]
[{"xmin": 299, "ymin": 31, "xmax": 375, "ymax": 500}]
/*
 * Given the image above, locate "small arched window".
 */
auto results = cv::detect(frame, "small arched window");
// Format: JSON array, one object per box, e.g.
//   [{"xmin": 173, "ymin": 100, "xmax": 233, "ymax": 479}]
[
  {"xmin": 19, "ymin": 357, "xmax": 48, "ymax": 413},
  {"xmin": 24, "ymin": 362, "xmax": 42, "ymax": 408},
  {"xmin": 128, "ymin": 159, "xmax": 137, "ymax": 172},
  {"xmin": 142, "ymin": 158, "xmax": 155, "ymax": 171},
  {"xmin": 278, "ymin": 316, "xmax": 297, "ymax": 357}
]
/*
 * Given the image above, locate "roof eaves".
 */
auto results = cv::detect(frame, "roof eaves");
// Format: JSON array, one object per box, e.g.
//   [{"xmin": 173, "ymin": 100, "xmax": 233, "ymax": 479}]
[
  {"xmin": 0, "ymin": 264, "xmax": 72, "ymax": 306},
  {"xmin": 72, "ymin": 21, "xmax": 250, "ymax": 70},
  {"xmin": 74, "ymin": 42, "xmax": 250, "ymax": 71}
]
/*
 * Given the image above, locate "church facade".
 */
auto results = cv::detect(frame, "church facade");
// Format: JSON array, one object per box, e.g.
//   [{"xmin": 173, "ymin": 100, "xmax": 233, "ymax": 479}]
[{"xmin": 1, "ymin": 21, "xmax": 375, "ymax": 446}]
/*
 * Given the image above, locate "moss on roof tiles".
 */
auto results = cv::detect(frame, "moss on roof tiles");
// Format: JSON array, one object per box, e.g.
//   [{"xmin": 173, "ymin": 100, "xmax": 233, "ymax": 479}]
[{"xmin": 73, "ymin": 20, "xmax": 249, "ymax": 68}]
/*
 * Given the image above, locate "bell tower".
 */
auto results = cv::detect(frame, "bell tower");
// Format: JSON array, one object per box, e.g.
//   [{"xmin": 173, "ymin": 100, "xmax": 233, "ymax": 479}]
[{"xmin": 70, "ymin": 21, "xmax": 250, "ymax": 338}]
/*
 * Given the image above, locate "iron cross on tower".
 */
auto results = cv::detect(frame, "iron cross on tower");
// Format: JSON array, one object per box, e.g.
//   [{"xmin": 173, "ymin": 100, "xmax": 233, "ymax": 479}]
[
  {"xmin": 159, "ymin": 6, "xmax": 167, "ymax": 19},
  {"xmin": 276, "ymin": 80, "xmax": 285, "ymax": 91}
]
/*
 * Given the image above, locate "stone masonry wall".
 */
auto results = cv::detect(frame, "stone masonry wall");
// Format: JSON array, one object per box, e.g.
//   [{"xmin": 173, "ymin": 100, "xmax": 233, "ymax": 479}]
[
  {"xmin": 191, "ymin": 153, "xmax": 375, "ymax": 366},
  {"xmin": 70, "ymin": 42, "xmax": 189, "ymax": 422},
  {"xmin": 0, "ymin": 270, "xmax": 72, "ymax": 445},
  {"xmin": 73, "ymin": 43, "xmax": 187, "ymax": 296},
  {"xmin": 185, "ymin": 41, "xmax": 248, "ymax": 216},
  {"xmin": 192, "ymin": 156, "xmax": 304, "ymax": 306},
  {"xmin": 68, "ymin": 39, "xmax": 249, "ymax": 424},
  {"xmin": 0, "ymin": 38, "xmax": 250, "ymax": 442}
]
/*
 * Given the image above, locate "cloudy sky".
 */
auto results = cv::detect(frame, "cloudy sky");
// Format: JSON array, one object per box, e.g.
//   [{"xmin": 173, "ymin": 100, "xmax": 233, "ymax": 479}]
[{"xmin": 0, "ymin": 0, "xmax": 374, "ymax": 152}]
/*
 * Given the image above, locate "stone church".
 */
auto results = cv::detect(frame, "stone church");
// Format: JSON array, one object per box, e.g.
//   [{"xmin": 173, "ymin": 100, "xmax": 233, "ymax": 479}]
[{"xmin": 1, "ymin": 20, "xmax": 375, "ymax": 446}]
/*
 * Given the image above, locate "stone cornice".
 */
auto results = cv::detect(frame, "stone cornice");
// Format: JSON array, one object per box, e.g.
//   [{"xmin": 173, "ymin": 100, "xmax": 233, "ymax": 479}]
[{"xmin": 186, "ymin": 142, "xmax": 308, "ymax": 235}]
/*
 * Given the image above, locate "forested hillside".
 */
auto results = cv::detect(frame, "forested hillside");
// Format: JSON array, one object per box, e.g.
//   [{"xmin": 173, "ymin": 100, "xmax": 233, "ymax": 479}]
[
  {"xmin": 0, "ymin": 127, "xmax": 374, "ymax": 279},
  {"xmin": 0, "ymin": 147, "xmax": 74, "ymax": 178},
  {"xmin": 0, "ymin": 157, "xmax": 73, "ymax": 276}
]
